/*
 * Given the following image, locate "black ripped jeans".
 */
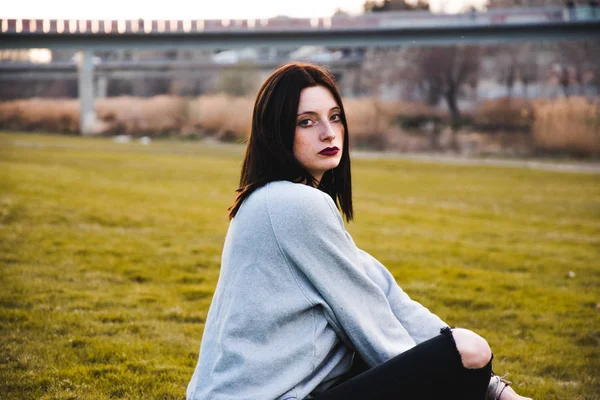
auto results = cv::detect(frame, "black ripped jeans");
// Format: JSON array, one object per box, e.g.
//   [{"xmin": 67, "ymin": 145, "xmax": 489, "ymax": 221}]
[{"xmin": 315, "ymin": 327, "xmax": 492, "ymax": 400}]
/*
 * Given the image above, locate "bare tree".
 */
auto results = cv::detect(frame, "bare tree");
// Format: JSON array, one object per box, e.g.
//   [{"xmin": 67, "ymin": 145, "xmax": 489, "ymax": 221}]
[
  {"xmin": 405, "ymin": 45, "xmax": 481, "ymax": 121},
  {"xmin": 557, "ymin": 40, "xmax": 600, "ymax": 97},
  {"xmin": 518, "ymin": 46, "xmax": 540, "ymax": 98},
  {"xmin": 501, "ymin": 54, "xmax": 517, "ymax": 98},
  {"xmin": 491, "ymin": 42, "xmax": 540, "ymax": 98},
  {"xmin": 360, "ymin": 43, "xmax": 481, "ymax": 122}
]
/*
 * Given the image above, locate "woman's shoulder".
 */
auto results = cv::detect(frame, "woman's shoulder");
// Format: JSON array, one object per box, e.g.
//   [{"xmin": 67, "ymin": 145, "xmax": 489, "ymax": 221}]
[
  {"xmin": 235, "ymin": 181, "xmax": 314, "ymax": 214},
  {"xmin": 265, "ymin": 181, "xmax": 334, "ymax": 209},
  {"xmin": 238, "ymin": 181, "xmax": 318, "ymax": 216},
  {"xmin": 266, "ymin": 180, "xmax": 324, "ymax": 200},
  {"xmin": 261, "ymin": 181, "xmax": 341, "ymax": 227},
  {"xmin": 239, "ymin": 181, "xmax": 339, "ymax": 228}
]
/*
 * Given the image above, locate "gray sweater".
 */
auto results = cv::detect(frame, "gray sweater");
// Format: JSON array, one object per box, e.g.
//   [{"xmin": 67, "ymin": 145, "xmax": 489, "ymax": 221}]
[{"xmin": 187, "ymin": 181, "xmax": 447, "ymax": 400}]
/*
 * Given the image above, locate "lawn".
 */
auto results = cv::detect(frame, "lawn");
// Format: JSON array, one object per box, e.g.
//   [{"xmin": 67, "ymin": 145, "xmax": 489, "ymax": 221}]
[{"xmin": 0, "ymin": 132, "xmax": 598, "ymax": 399}]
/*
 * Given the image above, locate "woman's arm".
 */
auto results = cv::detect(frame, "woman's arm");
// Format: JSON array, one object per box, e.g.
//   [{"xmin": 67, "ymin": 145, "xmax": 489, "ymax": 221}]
[
  {"xmin": 356, "ymin": 249, "xmax": 447, "ymax": 344},
  {"xmin": 267, "ymin": 183, "xmax": 419, "ymax": 367}
]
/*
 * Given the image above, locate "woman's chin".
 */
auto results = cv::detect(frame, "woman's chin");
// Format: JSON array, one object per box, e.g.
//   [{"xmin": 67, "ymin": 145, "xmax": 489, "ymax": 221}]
[{"xmin": 319, "ymin": 163, "xmax": 340, "ymax": 175}]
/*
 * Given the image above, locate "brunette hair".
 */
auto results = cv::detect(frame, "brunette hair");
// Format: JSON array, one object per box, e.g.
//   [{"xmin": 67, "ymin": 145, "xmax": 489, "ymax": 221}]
[{"xmin": 227, "ymin": 62, "xmax": 353, "ymax": 221}]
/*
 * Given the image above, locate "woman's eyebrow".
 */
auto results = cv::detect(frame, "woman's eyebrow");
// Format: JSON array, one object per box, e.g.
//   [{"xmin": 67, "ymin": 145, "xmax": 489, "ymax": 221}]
[{"xmin": 297, "ymin": 106, "xmax": 340, "ymax": 116}]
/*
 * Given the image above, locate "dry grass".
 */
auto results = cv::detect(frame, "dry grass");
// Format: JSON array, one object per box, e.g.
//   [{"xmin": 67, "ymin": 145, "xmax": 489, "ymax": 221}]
[
  {"xmin": 185, "ymin": 94, "xmax": 253, "ymax": 141},
  {"xmin": 343, "ymin": 98, "xmax": 390, "ymax": 148},
  {"xmin": 473, "ymin": 97, "xmax": 535, "ymax": 132},
  {"xmin": 96, "ymin": 95, "xmax": 187, "ymax": 136},
  {"xmin": 344, "ymin": 98, "xmax": 441, "ymax": 149},
  {"xmin": 0, "ymin": 96, "xmax": 187, "ymax": 136},
  {"xmin": 0, "ymin": 98, "xmax": 80, "ymax": 133},
  {"xmin": 532, "ymin": 97, "xmax": 600, "ymax": 156},
  {"xmin": 1, "ymin": 95, "xmax": 599, "ymax": 156}
]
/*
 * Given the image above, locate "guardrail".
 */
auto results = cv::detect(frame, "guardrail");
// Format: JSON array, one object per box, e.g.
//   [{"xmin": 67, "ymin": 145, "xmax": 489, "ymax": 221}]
[{"xmin": 1, "ymin": 6, "xmax": 595, "ymax": 36}]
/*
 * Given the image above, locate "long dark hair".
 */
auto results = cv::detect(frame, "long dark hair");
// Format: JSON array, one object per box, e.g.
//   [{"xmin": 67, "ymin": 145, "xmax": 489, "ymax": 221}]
[{"xmin": 228, "ymin": 62, "xmax": 353, "ymax": 222}]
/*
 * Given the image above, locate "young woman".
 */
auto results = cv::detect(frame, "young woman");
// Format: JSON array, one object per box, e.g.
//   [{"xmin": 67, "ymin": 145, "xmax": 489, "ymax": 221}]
[{"xmin": 187, "ymin": 63, "xmax": 532, "ymax": 400}]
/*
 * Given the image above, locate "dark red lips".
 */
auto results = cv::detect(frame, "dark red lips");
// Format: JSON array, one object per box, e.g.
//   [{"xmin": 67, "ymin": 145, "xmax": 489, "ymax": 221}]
[{"xmin": 319, "ymin": 147, "xmax": 339, "ymax": 156}]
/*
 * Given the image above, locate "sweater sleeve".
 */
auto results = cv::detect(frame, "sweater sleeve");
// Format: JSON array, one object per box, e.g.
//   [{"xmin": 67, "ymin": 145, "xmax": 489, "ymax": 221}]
[
  {"xmin": 357, "ymin": 249, "xmax": 447, "ymax": 345},
  {"xmin": 267, "ymin": 184, "xmax": 418, "ymax": 367}
]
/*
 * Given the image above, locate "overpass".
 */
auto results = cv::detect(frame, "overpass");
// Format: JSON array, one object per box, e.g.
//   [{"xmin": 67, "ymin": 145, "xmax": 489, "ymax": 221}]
[{"xmin": 1, "ymin": 6, "xmax": 599, "ymax": 134}]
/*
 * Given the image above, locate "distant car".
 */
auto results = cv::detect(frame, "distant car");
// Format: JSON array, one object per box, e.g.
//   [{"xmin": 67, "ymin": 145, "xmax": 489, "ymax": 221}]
[
  {"xmin": 212, "ymin": 48, "xmax": 259, "ymax": 64},
  {"xmin": 289, "ymin": 46, "xmax": 343, "ymax": 63},
  {"xmin": 70, "ymin": 53, "xmax": 102, "ymax": 65}
]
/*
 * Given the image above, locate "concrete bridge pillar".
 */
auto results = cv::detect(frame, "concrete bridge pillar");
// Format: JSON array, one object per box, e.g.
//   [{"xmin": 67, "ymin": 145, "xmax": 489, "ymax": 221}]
[{"xmin": 78, "ymin": 49, "xmax": 96, "ymax": 135}]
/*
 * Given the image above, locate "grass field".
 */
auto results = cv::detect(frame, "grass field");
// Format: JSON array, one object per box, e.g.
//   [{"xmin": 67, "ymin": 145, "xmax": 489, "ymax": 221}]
[{"xmin": 0, "ymin": 132, "xmax": 598, "ymax": 399}]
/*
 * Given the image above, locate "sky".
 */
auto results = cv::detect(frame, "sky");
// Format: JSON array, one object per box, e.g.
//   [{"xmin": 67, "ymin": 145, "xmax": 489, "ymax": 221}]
[{"xmin": 2, "ymin": 0, "xmax": 487, "ymax": 20}]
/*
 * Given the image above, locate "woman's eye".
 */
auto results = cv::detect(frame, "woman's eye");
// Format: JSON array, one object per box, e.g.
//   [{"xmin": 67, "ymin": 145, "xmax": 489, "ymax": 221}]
[
  {"xmin": 330, "ymin": 113, "xmax": 341, "ymax": 122},
  {"xmin": 298, "ymin": 119, "xmax": 314, "ymax": 127}
]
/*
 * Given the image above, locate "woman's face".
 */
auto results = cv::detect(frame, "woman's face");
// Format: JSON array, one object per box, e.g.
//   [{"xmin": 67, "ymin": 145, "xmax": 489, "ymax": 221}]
[{"xmin": 293, "ymin": 85, "xmax": 345, "ymax": 184}]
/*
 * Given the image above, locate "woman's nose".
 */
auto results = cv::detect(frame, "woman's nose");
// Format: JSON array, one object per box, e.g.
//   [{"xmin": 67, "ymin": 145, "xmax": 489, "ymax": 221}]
[{"xmin": 321, "ymin": 122, "xmax": 335, "ymax": 141}]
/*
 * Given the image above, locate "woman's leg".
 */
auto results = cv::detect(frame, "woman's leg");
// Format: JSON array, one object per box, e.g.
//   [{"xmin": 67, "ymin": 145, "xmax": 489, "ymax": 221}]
[
  {"xmin": 315, "ymin": 327, "xmax": 492, "ymax": 400},
  {"xmin": 453, "ymin": 328, "xmax": 532, "ymax": 400}
]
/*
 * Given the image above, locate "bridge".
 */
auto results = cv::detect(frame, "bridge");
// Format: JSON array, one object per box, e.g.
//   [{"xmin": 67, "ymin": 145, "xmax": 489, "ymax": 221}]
[{"xmin": 1, "ymin": 5, "xmax": 599, "ymax": 134}]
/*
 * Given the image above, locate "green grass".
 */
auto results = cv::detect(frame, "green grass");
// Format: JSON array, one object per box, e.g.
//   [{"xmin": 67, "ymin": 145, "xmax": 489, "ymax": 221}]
[{"xmin": 1, "ymin": 132, "xmax": 599, "ymax": 399}]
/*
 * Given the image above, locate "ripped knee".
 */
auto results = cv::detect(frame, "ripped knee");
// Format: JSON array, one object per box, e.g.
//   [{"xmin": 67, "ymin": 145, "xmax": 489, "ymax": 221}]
[{"xmin": 451, "ymin": 328, "xmax": 492, "ymax": 369}]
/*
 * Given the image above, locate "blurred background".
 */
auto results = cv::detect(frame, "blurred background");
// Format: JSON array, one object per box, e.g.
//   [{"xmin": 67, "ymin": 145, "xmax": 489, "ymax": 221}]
[{"xmin": 1, "ymin": 0, "xmax": 599, "ymax": 157}]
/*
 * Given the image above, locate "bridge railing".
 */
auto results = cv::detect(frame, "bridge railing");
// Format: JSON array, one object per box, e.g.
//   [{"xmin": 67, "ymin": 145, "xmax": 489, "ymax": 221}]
[{"xmin": 2, "ymin": 6, "xmax": 597, "ymax": 36}]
